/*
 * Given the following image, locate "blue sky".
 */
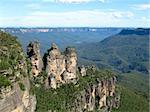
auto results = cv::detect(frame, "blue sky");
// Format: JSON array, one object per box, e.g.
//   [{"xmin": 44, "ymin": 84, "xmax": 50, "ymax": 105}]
[{"xmin": 0, "ymin": 0, "xmax": 149, "ymax": 27}]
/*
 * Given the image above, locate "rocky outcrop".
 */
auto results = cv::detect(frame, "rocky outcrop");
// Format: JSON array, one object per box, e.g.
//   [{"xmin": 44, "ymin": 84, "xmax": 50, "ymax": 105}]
[
  {"xmin": 71, "ymin": 77, "xmax": 120, "ymax": 112},
  {"xmin": 45, "ymin": 43, "xmax": 77, "ymax": 89},
  {"xmin": 0, "ymin": 78, "xmax": 36, "ymax": 112},
  {"xmin": 78, "ymin": 65, "xmax": 86, "ymax": 76},
  {"xmin": 62, "ymin": 47, "xmax": 77, "ymax": 83},
  {"xmin": 0, "ymin": 51, "xmax": 36, "ymax": 112},
  {"xmin": 0, "ymin": 32, "xmax": 36, "ymax": 112},
  {"xmin": 27, "ymin": 41, "xmax": 43, "ymax": 77},
  {"xmin": 45, "ymin": 43, "xmax": 65, "ymax": 88}
]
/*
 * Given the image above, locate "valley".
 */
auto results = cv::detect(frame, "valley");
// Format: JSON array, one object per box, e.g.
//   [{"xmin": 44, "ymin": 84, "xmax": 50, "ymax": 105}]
[
  {"xmin": 0, "ymin": 27, "xmax": 121, "ymax": 54},
  {"xmin": 0, "ymin": 28, "xmax": 149, "ymax": 112}
]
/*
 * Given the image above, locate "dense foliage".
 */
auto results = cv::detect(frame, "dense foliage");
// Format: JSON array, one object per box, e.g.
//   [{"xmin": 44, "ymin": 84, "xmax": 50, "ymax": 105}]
[
  {"xmin": 112, "ymin": 86, "xmax": 149, "ymax": 112},
  {"xmin": 112, "ymin": 72, "xmax": 149, "ymax": 112},
  {"xmin": 35, "ymin": 69, "xmax": 114, "ymax": 112},
  {"xmin": 0, "ymin": 76, "xmax": 11, "ymax": 88},
  {"xmin": 0, "ymin": 31, "xmax": 25, "ymax": 88},
  {"xmin": 117, "ymin": 72, "xmax": 149, "ymax": 100},
  {"xmin": 77, "ymin": 28, "xmax": 149, "ymax": 74}
]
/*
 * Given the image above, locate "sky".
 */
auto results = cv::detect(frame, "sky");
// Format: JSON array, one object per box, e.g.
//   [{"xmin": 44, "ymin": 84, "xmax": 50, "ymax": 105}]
[{"xmin": 0, "ymin": 0, "xmax": 149, "ymax": 27}]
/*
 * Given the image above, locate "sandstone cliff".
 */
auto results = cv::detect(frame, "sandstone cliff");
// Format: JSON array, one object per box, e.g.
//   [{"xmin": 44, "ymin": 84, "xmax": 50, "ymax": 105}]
[
  {"xmin": 27, "ymin": 41, "xmax": 43, "ymax": 77},
  {"xmin": 71, "ymin": 76, "xmax": 120, "ymax": 112},
  {"xmin": 78, "ymin": 65, "xmax": 86, "ymax": 76},
  {"xmin": 26, "ymin": 42, "xmax": 120, "ymax": 112},
  {"xmin": 44, "ymin": 43, "xmax": 77, "ymax": 89},
  {"xmin": 35, "ymin": 67, "xmax": 120, "ymax": 112},
  {"xmin": 0, "ymin": 32, "xmax": 36, "ymax": 112}
]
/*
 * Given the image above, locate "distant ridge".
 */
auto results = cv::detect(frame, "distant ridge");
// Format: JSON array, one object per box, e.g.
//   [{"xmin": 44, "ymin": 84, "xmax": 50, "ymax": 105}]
[
  {"xmin": 0, "ymin": 27, "xmax": 122, "ymax": 33},
  {"xmin": 119, "ymin": 28, "xmax": 150, "ymax": 35},
  {"xmin": 77, "ymin": 28, "xmax": 149, "ymax": 74}
]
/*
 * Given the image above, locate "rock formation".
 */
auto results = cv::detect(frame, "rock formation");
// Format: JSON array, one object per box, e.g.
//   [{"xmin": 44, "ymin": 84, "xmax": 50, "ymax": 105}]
[
  {"xmin": 0, "ymin": 32, "xmax": 36, "ymax": 112},
  {"xmin": 78, "ymin": 65, "xmax": 86, "ymax": 76},
  {"xmin": 27, "ymin": 41, "xmax": 43, "ymax": 77},
  {"xmin": 0, "ymin": 32, "xmax": 120, "ymax": 112},
  {"xmin": 62, "ymin": 47, "xmax": 77, "ymax": 83},
  {"xmin": 44, "ymin": 43, "xmax": 77, "ymax": 88},
  {"xmin": 0, "ymin": 78, "xmax": 36, "ymax": 112},
  {"xmin": 71, "ymin": 77, "xmax": 120, "ymax": 112}
]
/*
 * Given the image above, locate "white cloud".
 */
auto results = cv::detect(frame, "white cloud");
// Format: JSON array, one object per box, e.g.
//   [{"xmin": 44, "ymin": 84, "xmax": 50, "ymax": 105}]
[
  {"xmin": 112, "ymin": 11, "xmax": 133, "ymax": 18},
  {"xmin": 0, "ymin": 10, "xmax": 135, "ymax": 27},
  {"xmin": 134, "ymin": 3, "xmax": 150, "ymax": 10},
  {"xmin": 42, "ymin": 0, "xmax": 105, "ymax": 3},
  {"xmin": 140, "ymin": 17, "xmax": 150, "ymax": 22}
]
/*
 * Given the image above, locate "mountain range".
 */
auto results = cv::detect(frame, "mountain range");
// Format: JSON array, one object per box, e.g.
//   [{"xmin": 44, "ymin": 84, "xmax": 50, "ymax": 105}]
[
  {"xmin": 0, "ymin": 28, "xmax": 121, "ymax": 54},
  {"xmin": 77, "ymin": 28, "xmax": 149, "ymax": 74},
  {"xmin": 0, "ymin": 28, "xmax": 149, "ymax": 112}
]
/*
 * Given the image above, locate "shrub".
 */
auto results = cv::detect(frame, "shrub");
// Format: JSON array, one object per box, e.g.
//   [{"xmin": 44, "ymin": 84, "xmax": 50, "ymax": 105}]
[
  {"xmin": 19, "ymin": 82, "xmax": 25, "ymax": 91},
  {"xmin": 0, "ymin": 76, "xmax": 11, "ymax": 88}
]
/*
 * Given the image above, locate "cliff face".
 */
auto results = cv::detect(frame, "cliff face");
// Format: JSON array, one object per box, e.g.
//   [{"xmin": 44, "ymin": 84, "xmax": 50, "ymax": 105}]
[
  {"xmin": 72, "ymin": 77, "xmax": 120, "ymax": 112},
  {"xmin": 0, "ymin": 78, "xmax": 36, "ymax": 112},
  {"xmin": 27, "ymin": 42, "xmax": 43, "ymax": 77},
  {"xmin": 44, "ymin": 43, "xmax": 77, "ymax": 89},
  {"xmin": 62, "ymin": 47, "xmax": 77, "ymax": 83},
  {"xmin": 0, "ymin": 32, "xmax": 36, "ymax": 112},
  {"xmin": 35, "ymin": 67, "xmax": 120, "ymax": 112},
  {"xmin": 78, "ymin": 65, "xmax": 86, "ymax": 76}
]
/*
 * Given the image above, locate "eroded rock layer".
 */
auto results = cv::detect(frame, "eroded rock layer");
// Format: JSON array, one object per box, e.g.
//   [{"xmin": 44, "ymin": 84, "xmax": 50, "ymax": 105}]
[
  {"xmin": 45, "ymin": 43, "xmax": 77, "ymax": 88},
  {"xmin": 0, "ymin": 32, "xmax": 36, "ymax": 112},
  {"xmin": 27, "ymin": 42, "xmax": 43, "ymax": 77},
  {"xmin": 70, "ymin": 77, "xmax": 120, "ymax": 112}
]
